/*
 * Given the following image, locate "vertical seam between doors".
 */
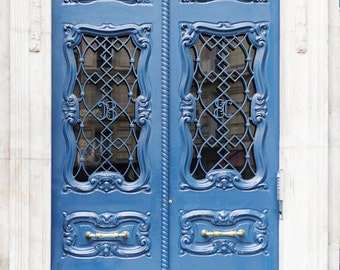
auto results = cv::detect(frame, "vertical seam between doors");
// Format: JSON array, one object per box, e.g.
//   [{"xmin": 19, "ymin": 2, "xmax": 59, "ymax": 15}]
[{"xmin": 161, "ymin": 1, "xmax": 170, "ymax": 270}]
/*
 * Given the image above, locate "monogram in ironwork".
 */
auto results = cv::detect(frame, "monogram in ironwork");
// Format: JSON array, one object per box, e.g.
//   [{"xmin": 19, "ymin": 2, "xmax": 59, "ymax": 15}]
[
  {"xmin": 179, "ymin": 22, "xmax": 268, "ymax": 190},
  {"xmin": 62, "ymin": 23, "xmax": 152, "ymax": 193}
]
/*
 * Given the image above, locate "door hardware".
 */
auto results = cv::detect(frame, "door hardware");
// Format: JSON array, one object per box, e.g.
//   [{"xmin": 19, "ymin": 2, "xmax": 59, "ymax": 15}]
[
  {"xmin": 201, "ymin": 229, "xmax": 245, "ymax": 238},
  {"xmin": 85, "ymin": 231, "xmax": 130, "ymax": 239}
]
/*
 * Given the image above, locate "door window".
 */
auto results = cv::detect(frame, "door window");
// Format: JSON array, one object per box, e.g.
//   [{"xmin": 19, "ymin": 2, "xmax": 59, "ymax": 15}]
[{"xmin": 62, "ymin": 24, "xmax": 152, "ymax": 192}]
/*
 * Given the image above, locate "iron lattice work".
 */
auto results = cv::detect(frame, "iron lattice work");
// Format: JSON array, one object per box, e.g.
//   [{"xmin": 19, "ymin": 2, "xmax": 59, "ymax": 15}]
[
  {"xmin": 180, "ymin": 22, "xmax": 268, "ymax": 190},
  {"xmin": 62, "ymin": 23, "xmax": 151, "ymax": 193},
  {"xmin": 73, "ymin": 34, "xmax": 141, "ymax": 181},
  {"xmin": 190, "ymin": 32, "xmax": 257, "ymax": 179}
]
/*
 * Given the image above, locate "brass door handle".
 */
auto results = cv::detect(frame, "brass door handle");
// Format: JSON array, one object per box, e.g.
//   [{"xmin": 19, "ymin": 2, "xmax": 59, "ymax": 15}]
[
  {"xmin": 85, "ymin": 231, "xmax": 130, "ymax": 239},
  {"xmin": 201, "ymin": 229, "xmax": 245, "ymax": 238}
]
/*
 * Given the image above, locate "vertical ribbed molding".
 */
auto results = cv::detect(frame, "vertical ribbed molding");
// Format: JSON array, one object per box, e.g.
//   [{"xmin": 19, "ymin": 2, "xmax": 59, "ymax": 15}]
[
  {"xmin": 9, "ymin": 0, "xmax": 31, "ymax": 270},
  {"xmin": 161, "ymin": 1, "xmax": 170, "ymax": 270},
  {"xmin": 0, "ymin": 0, "xmax": 10, "ymax": 269}
]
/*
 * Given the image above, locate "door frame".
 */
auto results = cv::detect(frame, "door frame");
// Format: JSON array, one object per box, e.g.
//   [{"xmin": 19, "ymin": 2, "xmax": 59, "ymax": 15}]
[
  {"xmin": 51, "ymin": 1, "xmax": 279, "ymax": 269},
  {"xmin": 3, "ymin": 0, "xmax": 334, "ymax": 270}
]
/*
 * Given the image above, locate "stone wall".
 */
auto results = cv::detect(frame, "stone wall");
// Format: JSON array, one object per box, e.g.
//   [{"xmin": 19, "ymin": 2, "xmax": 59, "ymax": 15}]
[
  {"xmin": 280, "ymin": 0, "xmax": 329, "ymax": 269},
  {"xmin": 328, "ymin": 2, "xmax": 340, "ymax": 269},
  {"xmin": 0, "ymin": 0, "xmax": 10, "ymax": 269}
]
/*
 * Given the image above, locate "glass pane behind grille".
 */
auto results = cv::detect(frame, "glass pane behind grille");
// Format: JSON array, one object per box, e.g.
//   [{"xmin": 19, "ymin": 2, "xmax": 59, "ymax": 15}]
[
  {"xmin": 190, "ymin": 32, "xmax": 257, "ymax": 180},
  {"xmin": 72, "ymin": 34, "xmax": 141, "ymax": 182}
]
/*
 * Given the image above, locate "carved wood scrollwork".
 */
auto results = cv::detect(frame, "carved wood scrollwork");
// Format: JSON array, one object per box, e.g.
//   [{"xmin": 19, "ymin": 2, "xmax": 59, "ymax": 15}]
[
  {"xmin": 63, "ymin": 211, "xmax": 151, "ymax": 257},
  {"xmin": 179, "ymin": 209, "xmax": 268, "ymax": 256}
]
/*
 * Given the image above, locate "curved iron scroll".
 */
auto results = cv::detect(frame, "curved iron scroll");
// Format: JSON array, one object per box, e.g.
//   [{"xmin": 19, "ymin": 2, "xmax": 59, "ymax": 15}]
[
  {"xmin": 62, "ymin": 23, "xmax": 152, "ymax": 193},
  {"xmin": 63, "ymin": 211, "xmax": 151, "ymax": 257},
  {"xmin": 179, "ymin": 209, "xmax": 268, "ymax": 256},
  {"xmin": 179, "ymin": 21, "xmax": 269, "ymax": 191}
]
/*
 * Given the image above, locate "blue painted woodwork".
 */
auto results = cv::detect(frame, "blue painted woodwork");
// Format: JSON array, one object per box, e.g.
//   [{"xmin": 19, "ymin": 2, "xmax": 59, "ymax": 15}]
[
  {"xmin": 63, "ymin": 211, "xmax": 151, "ymax": 257},
  {"xmin": 179, "ymin": 209, "xmax": 268, "ymax": 255},
  {"xmin": 52, "ymin": 0, "xmax": 279, "ymax": 269}
]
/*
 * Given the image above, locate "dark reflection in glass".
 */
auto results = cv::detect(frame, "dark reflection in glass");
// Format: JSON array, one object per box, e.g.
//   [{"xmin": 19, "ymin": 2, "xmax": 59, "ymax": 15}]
[
  {"xmin": 72, "ymin": 34, "xmax": 141, "ymax": 182},
  {"xmin": 189, "ymin": 33, "xmax": 257, "ymax": 179}
]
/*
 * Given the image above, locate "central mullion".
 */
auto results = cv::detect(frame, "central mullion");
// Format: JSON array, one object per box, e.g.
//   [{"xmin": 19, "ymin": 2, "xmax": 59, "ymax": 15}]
[{"xmin": 160, "ymin": 1, "xmax": 171, "ymax": 270}]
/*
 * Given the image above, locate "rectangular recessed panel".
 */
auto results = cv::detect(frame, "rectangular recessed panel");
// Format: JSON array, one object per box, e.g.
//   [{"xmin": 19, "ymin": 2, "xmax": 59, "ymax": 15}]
[
  {"xmin": 63, "ymin": 211, "xmax": 151, "ymax": 258},
  {"xmin": 179, "ymin": 209, "xmax": 268, "ymax": 256}
]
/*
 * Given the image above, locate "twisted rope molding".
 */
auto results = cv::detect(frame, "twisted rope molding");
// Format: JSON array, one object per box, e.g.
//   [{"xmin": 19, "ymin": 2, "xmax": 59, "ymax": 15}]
[{"xmin": 161, "ymin": 1, "xmax": 170, "ymax": 269}]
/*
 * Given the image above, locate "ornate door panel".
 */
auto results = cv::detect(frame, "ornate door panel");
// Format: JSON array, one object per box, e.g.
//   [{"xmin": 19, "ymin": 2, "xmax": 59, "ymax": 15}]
[{"xmin": 52, "ymin": 1, "xmax": 279, "ymax": 269}]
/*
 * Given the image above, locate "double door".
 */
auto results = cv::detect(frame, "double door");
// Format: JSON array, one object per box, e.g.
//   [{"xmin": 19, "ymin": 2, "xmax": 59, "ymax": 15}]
[{"xmin": 52, "ymin": 1, "xmax": 279, "ymax": 269}]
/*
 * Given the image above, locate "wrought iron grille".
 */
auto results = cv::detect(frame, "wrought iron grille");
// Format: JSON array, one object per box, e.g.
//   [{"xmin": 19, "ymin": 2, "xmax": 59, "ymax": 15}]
[
  {"xmin": 189, "ymin": 32, "xmax": 257, "ymax": 180},
  {"xmin": 72, "ymin": 34, "xmax": 141, "ymax": 182}
]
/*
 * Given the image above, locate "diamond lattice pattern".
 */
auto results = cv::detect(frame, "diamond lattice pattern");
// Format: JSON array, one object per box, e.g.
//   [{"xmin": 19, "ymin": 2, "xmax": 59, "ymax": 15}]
[
  {"xmin": 72, "ymin": 34, "xmax": 141, "ymax": 182},
  {"xmin": 190, "ymin": 33, "xmax": 257, "ymax": 179}
]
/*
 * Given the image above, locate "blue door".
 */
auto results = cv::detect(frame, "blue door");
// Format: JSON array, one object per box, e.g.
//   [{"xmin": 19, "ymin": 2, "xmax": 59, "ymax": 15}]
[{"xmin": 52, "ymin": 1, "xmax": 279, "ymax": 270}]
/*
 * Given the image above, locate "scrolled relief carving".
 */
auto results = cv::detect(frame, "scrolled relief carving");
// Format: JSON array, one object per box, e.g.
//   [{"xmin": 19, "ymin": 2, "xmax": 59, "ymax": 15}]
[
  {"xmin": 180, "ymin": 94, "xmax": 196, "ymax": 124},
  {"xmin": 248, "ymin": 23, "xmax": 268, "ymax": 48},
  {"xmin": 61, "ymin": 141, "xmax": 151, "ymax": 194},
  {"xmin": 63, "ymin": 94, "xmax": 79, "ymax": 126},
  {"xmin": 179, "ymin": 209, "xmax": 268, "ymax": 256},
  {"xmin": 63, "ymin": 211, "xmax": 151, "ymax": 258},
  {"xmin": 64, "ymin": 24, "xmax": 83, "ymax": 49},
  {"xmin": 87, "ymin": 172, "xmax": 125, "ymax": 193},
  {"xmin": 132, "ymin": 24, "xmax": 152, "ymax": 49},
  {"xmin": 135, "ymin": 95, "xmax": 151, "ymax": 127},
  {"xmin": 251, "ymin": 93, "xmax": 267, "ymax": 124},
  {"xmin": 206, "ymin": 170, "xmax": 242, "ymax": 190}
]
